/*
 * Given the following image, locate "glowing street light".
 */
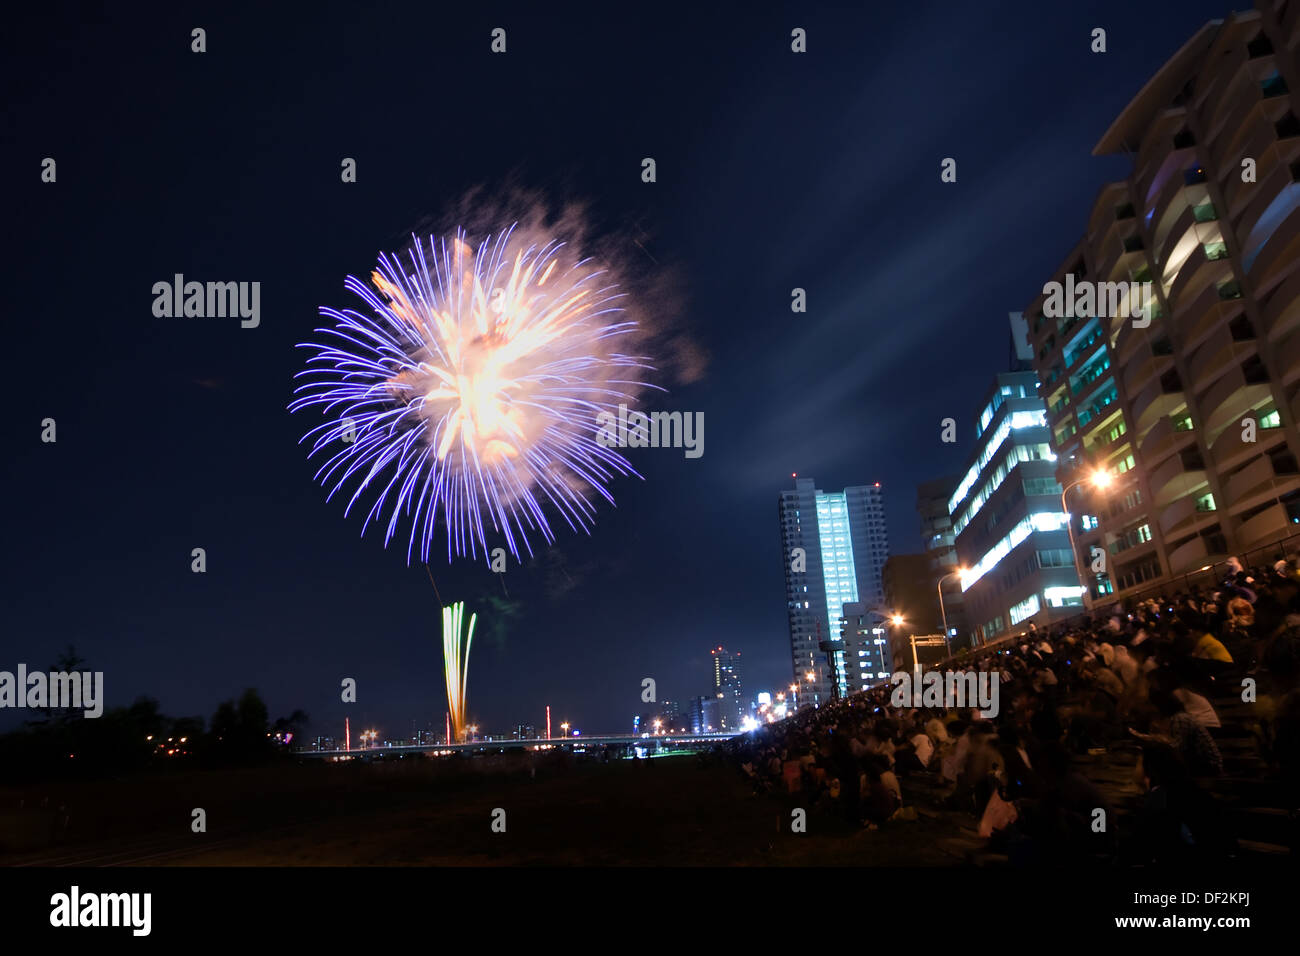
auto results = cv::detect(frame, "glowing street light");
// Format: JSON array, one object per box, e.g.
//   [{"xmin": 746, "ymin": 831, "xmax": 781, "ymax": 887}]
[
  {"xmin": 937, "ymin": 568, "xmax": 968, "ymax": 654},
  {"xmin": 1061, "ymin": 468, "xmax": 1115, "ymax": 608}
]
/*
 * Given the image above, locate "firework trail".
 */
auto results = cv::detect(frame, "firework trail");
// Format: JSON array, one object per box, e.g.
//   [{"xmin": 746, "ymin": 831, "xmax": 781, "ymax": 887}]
[
  {"xmin": 441, "ymin": 601, "xmax": 475, "ymax": 744},
  {"xmin": 291, "ymin": 220, "xmax": 656, "ymax": 564}
]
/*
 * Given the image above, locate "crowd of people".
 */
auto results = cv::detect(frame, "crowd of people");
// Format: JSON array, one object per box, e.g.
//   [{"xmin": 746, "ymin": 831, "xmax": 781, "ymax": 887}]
[{"xmin": 729, "ymin": 555, "xmax": 1300, "ymax": 863}]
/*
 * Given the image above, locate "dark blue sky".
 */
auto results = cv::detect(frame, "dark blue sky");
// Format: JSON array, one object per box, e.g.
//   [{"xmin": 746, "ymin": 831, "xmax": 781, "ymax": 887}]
[{"xmin": 2, "ymin": 0, "xmax": 1234, "ymax": 737}]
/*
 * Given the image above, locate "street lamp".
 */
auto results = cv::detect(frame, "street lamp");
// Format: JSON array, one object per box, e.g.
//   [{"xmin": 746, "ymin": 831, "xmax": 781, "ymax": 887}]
[
  {"xmin": 937, "ymin": 567, "xmax": 968, "ymax": 654},
  {"xmin": 891, "ymin": 613, "xmax": 915, "ymax": 676},
  {"xmin": 1061, "ymin": 468, "xmax": 1114, "ymax": 608}
]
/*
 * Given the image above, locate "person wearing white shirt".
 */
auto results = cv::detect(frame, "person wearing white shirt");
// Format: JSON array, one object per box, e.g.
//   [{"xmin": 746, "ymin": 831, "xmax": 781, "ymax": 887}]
[{"xmin": 1172, "ymin": 687, "xmax": 1221, "ymax": 729}]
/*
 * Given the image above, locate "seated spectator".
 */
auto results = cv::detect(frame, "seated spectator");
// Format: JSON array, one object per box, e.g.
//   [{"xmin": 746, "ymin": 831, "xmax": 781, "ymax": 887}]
[
  {"xmin": 861, "ymin": 754, "xmax": 901, "ymax": 827},
  {"xmin": 909, "ymin": 729, "xmax": 934, "ymax": 769},
  {"xmin": 1192, "ymin": 631, "xmax": 1233, "ymax": 664},
  {"xmin": 1135, "ymin": 689, "xmax": 1223, "ymax": 777},
  {"xmin": 1170, "ymin": 684, "xmax": 1221, "ymax": 730},
  {"xmin": 1128, "ymin": 742, "xmax": 1231, "ymax": 864}
]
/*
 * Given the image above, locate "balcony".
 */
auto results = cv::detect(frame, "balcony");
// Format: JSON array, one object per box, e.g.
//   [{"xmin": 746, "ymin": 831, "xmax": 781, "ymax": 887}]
[
  {"xmin": 1280, "ymin": 327, "xmax": 1300, "ymax": 388},
  {"xmin": 1139, "ymin": 414, "xmax": 1193, "ymax": 466},
  {"xmin": 1238, "ymin": 502, "xmax": 1293, "ymax": 550},
  {"xmin": 1188, "ymin": 325, "xmax": 1254, "ymax": 393},
  {"xmin": 1094, "ymin": 235, "xmax": 1126, "ymax": 284},
  {"xmin": 1200, "ymin": 363, "xmax": 1275, "ymax": 438},
  {"xmin": 1156, "ymin": 189, "xmax": 1212, "ymax": 258},
  {"xmin": 1211, "ymin": 417, "xmax": 1265, "ymax": 471},
  {"xmin": 1224, "ymin": 453, "xmax": 1285, "ymax": 512},
  {"xmin": 1217, "ymin": 118, "xmax": 1271, "ymax": 194},
  {"xmin": 1168, "ymin": 245, "xmax": 1230, "ymax": 312},
  {"xmin": 1173, "ymin": 280, "xmax": 1240, "ymax": 351},
  {"xmin": 1286, "ymin": 0, "xmax": 1300, "ymax": 48},
  {"xmin": 1133, "ymin": 376, "xmax": 1186, "ymax": 435},
  {"xmin": 1076, "ymin": 351, "xmax": 1118, "ymax": 395},
  {"xmin": 1085, "ymin": 420, "xmax": 1129, "ymax": 456},
  {"xmin": 1113, "ymin": 318, "xmax": 1149, "ymax": 366},
  {"xmin": 1168, "ymin": 535, "xmax": 1210, "ymax": 575},
  {"xmin": 1205, "ymin": 66, "xmax": 1258, "ymax": 145},
  {"xmin": 1136, "ymin": 118, "xmax": 1192, "ymax": 194},
  {"xmin": 1136, "ymin": 133, "xmax": 1185, "ymax": 208},
  {"xmin": 1243, "ymin": 199, "xmax": 1300, "ymax": 285},
  {"xmin": 1264, "ymin": 268, "xmax": 1300, "ymax": 343},
  {"xmin": 1147, "ymin": 165, "xmax": 1191, "ymax": 233},
  {"xmin": 1124, "ymin": 352, "xmax": 1170, "ymax": 398},
  {"xmin": 1149, "ymin": 449, "xmax": 1207, "ymax": 508},
  {"xmin": 1229, "ymin": 128, "xmax": 1300, "ymax": 215},
  {"xmin": 1232, "ymin": 126, "xmax": 1300, "ymax": 218},
  {"xmin": 1158, "ymin": 488, "xmax": 1217, "ymax": 539},
  {"xmin": 1086, "ymin": 184, "xmax": 1133, "ymax": 248},
  {"xmin": 1065, "ymin": 329, "xmax": 1106, "ymax": 372}
]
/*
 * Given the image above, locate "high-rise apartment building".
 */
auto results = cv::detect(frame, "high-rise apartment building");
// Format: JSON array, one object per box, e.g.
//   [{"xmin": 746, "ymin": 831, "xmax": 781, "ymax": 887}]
[
  {"xmin": 710, "ymin": 646, "xmax": 745, "ymax": 729},
  {"xmin": 1025, "ymin": 2, "xmax": 1300, "ymax": 600},
  {"xmin": 778, "ymin": 477, "xmax": 889, "ymax": 704}
]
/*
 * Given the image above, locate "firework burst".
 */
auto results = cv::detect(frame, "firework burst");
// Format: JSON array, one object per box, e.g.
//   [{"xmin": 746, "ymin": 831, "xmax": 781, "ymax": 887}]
[{"xmin": 291, "ymin": 221, "xmax": 655, "ymax": 564}]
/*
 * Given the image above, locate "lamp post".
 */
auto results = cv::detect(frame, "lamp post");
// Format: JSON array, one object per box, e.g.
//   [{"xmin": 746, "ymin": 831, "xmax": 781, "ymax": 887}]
[
  {"xmin": 936, "ymin": 567, "xmax": 968, "ymax": 655},
  {"xmin": 890, "ymin": 614, "xmax": 913, "ymax": 678},
  {"xmin": 1061, "ymin": 469, "xmax": 1113, "ymax": 610}
]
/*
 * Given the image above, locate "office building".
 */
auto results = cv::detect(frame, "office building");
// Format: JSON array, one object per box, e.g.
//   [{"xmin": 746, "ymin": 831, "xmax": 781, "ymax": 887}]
[{"xmin": 951, "ymin": 356, "xmax": 1087, "ymax": 643}]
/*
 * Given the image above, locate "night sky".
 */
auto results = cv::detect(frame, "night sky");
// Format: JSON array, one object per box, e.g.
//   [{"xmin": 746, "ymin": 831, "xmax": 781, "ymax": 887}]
[{"xmin": 3, "ymin": 1, "xmax": 1234, "ymax": 738}]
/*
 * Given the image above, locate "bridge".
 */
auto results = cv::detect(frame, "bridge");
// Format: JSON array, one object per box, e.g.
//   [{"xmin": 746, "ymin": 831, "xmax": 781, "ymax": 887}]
[{"xmin": 298, "ymin": 731, "xmax": 739, "ymax": 759}]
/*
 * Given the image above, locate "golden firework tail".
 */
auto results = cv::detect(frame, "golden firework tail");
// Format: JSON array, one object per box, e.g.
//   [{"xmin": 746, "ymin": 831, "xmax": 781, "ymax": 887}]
[{"xmin": 441, "ymin": 602, "xmax": 477, "ymax": 742}]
